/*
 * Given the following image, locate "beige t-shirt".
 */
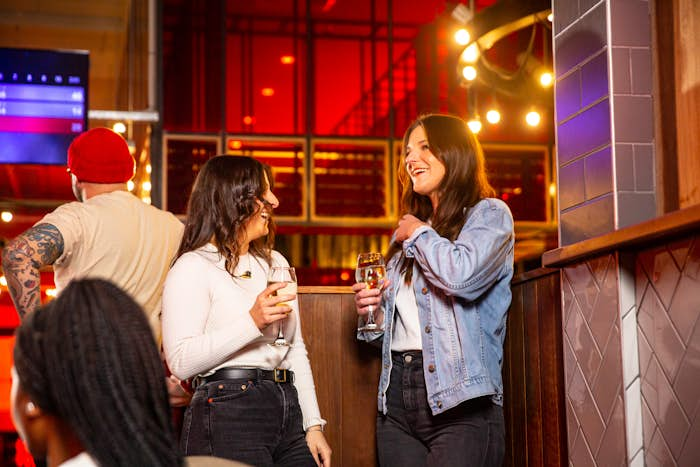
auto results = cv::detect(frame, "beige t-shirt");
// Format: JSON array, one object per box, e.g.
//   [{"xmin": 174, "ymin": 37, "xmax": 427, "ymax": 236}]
[{"xmin": 38, "ymin": 190, "xmax": 184, "ymax": 343}]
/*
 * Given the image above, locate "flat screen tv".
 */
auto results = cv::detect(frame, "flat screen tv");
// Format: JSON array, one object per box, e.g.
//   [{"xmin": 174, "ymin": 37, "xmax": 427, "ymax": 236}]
[{"xmin": 0, "ymin": 47, "xmax": 89, "ymax": 165}]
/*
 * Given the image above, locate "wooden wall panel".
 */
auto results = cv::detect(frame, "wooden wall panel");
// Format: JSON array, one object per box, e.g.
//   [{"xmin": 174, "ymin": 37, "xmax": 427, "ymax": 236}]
[
  {"xmin": 299, "ymin": 291, "xmax": 382, "ymax": 467},
  {"xmin": 503, "ymin": 269, "xmax": 567, "ymax": 467}
]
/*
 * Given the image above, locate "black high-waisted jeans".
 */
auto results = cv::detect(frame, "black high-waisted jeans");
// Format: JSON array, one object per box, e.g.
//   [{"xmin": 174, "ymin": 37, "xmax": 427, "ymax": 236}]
[
  {"xmin": 377, "ymin": 351, "xmax": 505, "ymax": 467},
  {"xmin": 181, "ymin": 377, "xmax": 316, "ymax": 467}
]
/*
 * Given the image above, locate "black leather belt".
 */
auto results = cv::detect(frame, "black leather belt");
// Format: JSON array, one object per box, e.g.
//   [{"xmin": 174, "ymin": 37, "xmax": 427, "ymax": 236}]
[{"xmin": 193, "ymin": 367, "xmax": 294, "ymax": 389}]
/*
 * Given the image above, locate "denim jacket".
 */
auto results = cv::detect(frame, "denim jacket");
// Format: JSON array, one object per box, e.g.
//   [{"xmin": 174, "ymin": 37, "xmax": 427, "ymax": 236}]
[{"xmin": 360, "ymin": 198, "xmax": 514, "ymax": 416}]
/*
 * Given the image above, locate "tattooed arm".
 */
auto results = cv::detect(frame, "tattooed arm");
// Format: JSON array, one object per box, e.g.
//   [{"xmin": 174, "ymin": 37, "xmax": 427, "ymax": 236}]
[{"xmin": 1, "ymin": 223, "xmax": 64, "ymax": 319}]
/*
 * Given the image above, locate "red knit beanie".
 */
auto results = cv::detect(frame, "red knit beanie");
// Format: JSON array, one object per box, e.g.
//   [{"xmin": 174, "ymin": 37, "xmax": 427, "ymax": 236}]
[{"xmin": 67, "ymin": 128, "xmax": 135, "ymax": 183}]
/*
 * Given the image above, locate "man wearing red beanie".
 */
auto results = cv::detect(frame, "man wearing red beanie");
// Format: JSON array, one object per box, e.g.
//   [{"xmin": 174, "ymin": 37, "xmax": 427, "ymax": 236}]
[{"xmin": 2, "ymin": 127, "xmax": 189, "ymax": 405}]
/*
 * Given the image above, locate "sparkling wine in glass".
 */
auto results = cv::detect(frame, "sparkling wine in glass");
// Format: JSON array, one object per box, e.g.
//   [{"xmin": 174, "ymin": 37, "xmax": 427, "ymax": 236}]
[
  {"xmin": 267, "ymin": 266, "xmax": 297, "ymax": 347},
  {"xmin": 356, "ymin": 252, "xmax": 386, "ymax": 332}
]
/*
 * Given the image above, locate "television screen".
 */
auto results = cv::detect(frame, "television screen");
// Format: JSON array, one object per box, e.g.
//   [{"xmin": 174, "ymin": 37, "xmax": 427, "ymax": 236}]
[{"xmin": 0, "ymin": 48, "xmax": 89, "ymax": 165}]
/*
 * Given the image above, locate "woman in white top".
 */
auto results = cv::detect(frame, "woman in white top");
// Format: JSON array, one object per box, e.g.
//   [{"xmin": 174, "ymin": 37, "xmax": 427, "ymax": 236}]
[{"xmin": 162, "ymin": 156, "xmax": 331, "ymax": 467}]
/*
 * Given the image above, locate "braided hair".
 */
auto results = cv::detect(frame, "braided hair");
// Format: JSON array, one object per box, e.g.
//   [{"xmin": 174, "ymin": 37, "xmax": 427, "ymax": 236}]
[{"xmin": 13, "ymin": 279, "xmax": 182, "ymax": 467}]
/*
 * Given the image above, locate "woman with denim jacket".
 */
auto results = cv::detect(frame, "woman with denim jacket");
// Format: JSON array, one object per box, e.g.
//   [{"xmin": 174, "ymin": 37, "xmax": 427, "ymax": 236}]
[{"xmin": 353, "ymin": 114, "xmax": 515, "ymax": 466}]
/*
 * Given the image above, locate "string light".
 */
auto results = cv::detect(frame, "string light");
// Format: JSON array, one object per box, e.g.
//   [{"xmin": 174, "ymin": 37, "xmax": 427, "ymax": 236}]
[
  {"xmin": 142, "ymin": 181, "xmax": 152, "ymax": 192},
  {"xmin": 486, "ymin": 109, "xmax": 501, "ymax": 124},
  {"xmin": 45, "ymin": 288, "xmax": 58, "ymax": 298},
  {"xmin": 112, "ymin": 122, "xmax": 126, "ymax": 134},
  {"xmin": 549, "ymin": 183, "xmax": 557, "ymax": 197},
  {"xmin": 462, "ymin": 65, "xmax": 477, "ymax": 81},
  {"xmin": 145, "ymin": 163, "xmax": 152, "ymax": 174},
  {"xmin": 0, "ymin": 275, "xmax": 7, "ymax": 287},
  {"xmin": 455, "ymin": 28, "xmax": 471, "ymax": 45},
  {"xmin": 141, "ymin": 196, "xmax": 152, "ymax": 205},
  {"xmin": 460, "ymin": 43, "xmax": 480, "ymax": 63},
  {"xmin": 127, "ymin": 180, "xmax": 135, "ymax": 191},
  {"xmin": 1, "ymin": 211, "xmax": 12, "ymax": 222},
  {"xmin": 526, "ymin": 110, "xmax": 541, "ymax": 127},
  {"xmin": 539, "ymin": 72, "xmax": 553, "ymax": 87},
  {"xmin": 547, "ymin": 13, "xmax": 553, "ymax": 22},
  {"xmin": 467, "ymin": 118, "xmax": 482, "ymax": 134}
]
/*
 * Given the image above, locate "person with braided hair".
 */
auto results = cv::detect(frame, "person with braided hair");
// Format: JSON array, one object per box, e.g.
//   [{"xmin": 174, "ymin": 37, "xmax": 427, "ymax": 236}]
[{"xmin": 10, "ymin": 278, "xmax": 246, "ymax": 467}]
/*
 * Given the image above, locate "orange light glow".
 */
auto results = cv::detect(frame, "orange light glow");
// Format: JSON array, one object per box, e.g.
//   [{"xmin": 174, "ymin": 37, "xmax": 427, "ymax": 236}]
[
  {"xmin": 243, "ymin": 116, "xmax": 256, "ymax": 125},
  {"xmin": 340, "ymin": 271, "xmax": 350, "ymax": 281},
  {"xmin": 280, "ymin": 55, "xmax": 295, "ymax": 65},
  {"xmin": 261, "ymin": 87, "xmax": 275, "ymax": 97},
  {"xmin": 229, "ymin": 140, "xmax": 243, "ymax": 150}
]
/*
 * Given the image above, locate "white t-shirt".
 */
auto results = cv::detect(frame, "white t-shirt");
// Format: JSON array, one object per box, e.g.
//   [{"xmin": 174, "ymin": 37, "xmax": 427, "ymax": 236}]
[
  {"xmin": 38, "ymin": 190, "xmax": 184, "ymax": 342},
  {"xmin": 162, "ymin": 243, "xmax": 326, "ymax": 430},
  {"xmin": 391, "ymin": 272, "xmax": 422, "ymax": 352},
  {"xmin": 59, "ymin": 452, "xmax": 98, "ymax": 467}
]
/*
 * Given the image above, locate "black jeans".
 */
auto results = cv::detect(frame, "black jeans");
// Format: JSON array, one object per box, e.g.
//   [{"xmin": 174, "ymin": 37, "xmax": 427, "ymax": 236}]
[
  {"xmin": 377, "ymin": 351, "xmax": 505, "ymax": 467},
  {"xmin": 181, "ymin": 378, "xmax": 316, "ymax": 467}
]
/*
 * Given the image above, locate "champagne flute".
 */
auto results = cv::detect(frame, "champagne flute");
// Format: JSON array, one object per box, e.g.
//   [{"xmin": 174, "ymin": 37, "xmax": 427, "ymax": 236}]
[
  {"xmin": 267, "ymin": 266, "xmax": 297, "ymax": 347},
  {"xmin": 356, "ymin": 252, "xmax": 386, "ymax": 332}
]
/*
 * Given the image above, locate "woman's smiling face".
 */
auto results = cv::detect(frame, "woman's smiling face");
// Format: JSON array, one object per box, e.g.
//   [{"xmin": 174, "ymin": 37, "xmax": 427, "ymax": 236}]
[{"xmin": 405, "ymin": 125, "xmax": 446, "ymax": 207}]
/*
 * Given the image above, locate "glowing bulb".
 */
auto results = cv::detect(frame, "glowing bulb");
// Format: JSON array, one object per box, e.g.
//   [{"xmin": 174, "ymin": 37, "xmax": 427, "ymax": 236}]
[
  {"xmin": 261, "ymin": 87, "xmax": 275, "ymax": 97},
  {"xmin": 127, "ymin": 180, "xmax": 135, "ymax": 191},
  {"xmin": 467, "ymin": 118, "xmax": 482, "ymax": 134},
  {"xmin": 455, "ymin": 28, "xmax": 471, "ymax": 46},
  {"xmin": 526, "ymin": 111, "xmax": 541, "ymax": 127},
  {"xmin": 280, "ymin": 55, "xmax": 295, "ymax": 65},
  {"xmin": 539, "ymin": 72, "xmax": 553, "ymax": 87},
  {"xmin": 112, "ymin": 122, "xmax": 126, "ymax": 134},
  {"xmin": 142, "ymin": 196, "xmax": 152, "ymax": 205},
  {"xmin": 549, "ymin": 182, "xmax": 557, "ymax": 197},
  {"xmin": 142, "ymin": 181, "xmax": 152, "ymax": 192},
  {"xmin": 0, "ymin": 276, "xmax": 7, "ymax": 287},
  {"xmin": 146, "ymin": 163, "xmax": 152, "ymax": 174},
  {"xmin": 45, "ymin": 288, "xmax": 58, "ymax": 298},
  {"xmin": 462, "ymin": 65, "xmax": 477, "ymax": 81},
  {"xmin": 547, "ymin": 13, "xmax": 553, "ymax": 22},
  {"xmin": 1, "ymin": 211, "xmax": 12, "ymax": 222},
  {"xmin": 460, "ymin": 43, "xmax": 480, "ymax": 63},
  {"xmin": 486, "ymin": 110, "xmax": 501, "ymax": 124}
]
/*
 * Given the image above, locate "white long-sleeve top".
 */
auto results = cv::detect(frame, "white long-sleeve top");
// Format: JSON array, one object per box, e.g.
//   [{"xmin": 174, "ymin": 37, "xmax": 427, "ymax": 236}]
[{"xmin": 162, "ymin": 243, "xmax": 326, "ymax": 430}]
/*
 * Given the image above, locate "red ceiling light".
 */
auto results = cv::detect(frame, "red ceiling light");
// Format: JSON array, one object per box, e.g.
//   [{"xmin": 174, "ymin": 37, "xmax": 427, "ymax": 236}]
[
  {"xmin": 261, "ymin": 87, "xmax": 275, "ymax": 97},
  {"xmin": 280, "ymin": 55, "xmax": 295, "ymax": 65},
  {"xmin": 242, "ymin": 115, "xmax": 255, "ymax": 125},
  {"xmin": 228, "ymin": 140, "xmax": 243, "ymax": 150}
]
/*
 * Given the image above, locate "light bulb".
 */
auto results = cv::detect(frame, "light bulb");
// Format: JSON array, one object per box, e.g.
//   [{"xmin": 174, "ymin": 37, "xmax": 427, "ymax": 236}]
[
  {"xmin": 526, "ymin": 111, "xmax": 541, "ymax": 127},
  {"xmin": 460, "ymin": 43, "xmax": 480, "ymax": 64},
  {"xmin": 467, "ymin": 118, "xmax": 482, "ymax": 134},
  {"xmin": 539, "ymin": 72, "xmax": 553, "ymax": 87},
  {"xmin": 462, "ymin": 65, "xmax": 477, "ymax": 81},
  {"xmin": 112, "ymin": 122, "xmax": 126, "ymax": 134},
  {"xmin": 1, "ymin": 211, "xmax": 12, "ymax": 222},
  {"xmin": 486, "ymin": 110, "xmax": 501, "ymax": 124},
  {"xmin": 455, "ymin": 29, "xmax": 471, "ymax": 46}
]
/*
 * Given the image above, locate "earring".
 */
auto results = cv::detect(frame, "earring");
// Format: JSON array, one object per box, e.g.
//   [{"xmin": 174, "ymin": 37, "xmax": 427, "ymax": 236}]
[{"xmin": 26, "ymin": 401, "xmax": 36, "ymax": 412}]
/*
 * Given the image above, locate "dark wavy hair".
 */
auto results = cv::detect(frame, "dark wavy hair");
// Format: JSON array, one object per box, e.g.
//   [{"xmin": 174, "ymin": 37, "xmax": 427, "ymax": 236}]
[
  {"xmin": 176, "ymin": 155, "xmax": 276, "ymax": 273},
  {"xmin": 388, "ymin": 114, "xmax": 495, "ymax": 279},
  {"xmin": 13, "ymin": 279, "xmax": 182, "ymax": 466}
]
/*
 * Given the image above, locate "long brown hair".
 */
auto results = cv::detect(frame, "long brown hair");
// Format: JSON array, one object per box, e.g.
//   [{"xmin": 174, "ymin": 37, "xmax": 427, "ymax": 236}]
[
  {"xmin": 388, "ymin": 114, "xmax": 495, "ymax": 279},
  {"xmin": 176, "ymin": 155, "xmax": 275, "ymax": 274}
]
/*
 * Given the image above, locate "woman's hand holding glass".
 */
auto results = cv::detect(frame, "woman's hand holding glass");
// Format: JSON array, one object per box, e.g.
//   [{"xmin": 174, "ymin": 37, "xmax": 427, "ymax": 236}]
[
  {"xmin": 249, "ymin": 280, "xmax": 295, "ymax": 332},
  {"xmin": 354, "ymin": 252, "xmax": 388, "ymax": 332}
]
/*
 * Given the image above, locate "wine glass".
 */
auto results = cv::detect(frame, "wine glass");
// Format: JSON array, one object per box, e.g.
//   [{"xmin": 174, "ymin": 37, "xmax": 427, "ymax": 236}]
[
  {"xmin": 356, "ymin": 252, "xmax": 386, "ymax": 332},
  {"xmin": 267, "ymin": 266, "xmax": 297, "ymax": 347}
]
